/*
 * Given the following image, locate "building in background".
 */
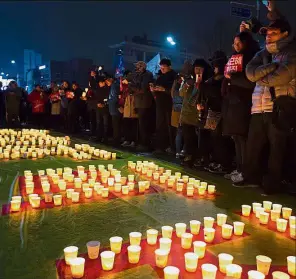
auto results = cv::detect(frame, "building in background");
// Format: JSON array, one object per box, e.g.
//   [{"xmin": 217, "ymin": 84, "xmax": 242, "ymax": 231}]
[
  {"xmin": 24, "ymin": 49, "xmax": 42, "ymax": 84},
  {"xmin": 110, "ymin": 34, "xmax": 199, "ymax": 72}
]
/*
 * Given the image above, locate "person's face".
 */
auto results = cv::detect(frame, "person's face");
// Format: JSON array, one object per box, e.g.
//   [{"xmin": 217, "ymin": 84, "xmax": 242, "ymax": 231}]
[
  {"xmin": 136, "ymin": 65, "xmax": 145, "ymax": 73},
  {"xmin": 233, "ymin": 37, "xmax": 243, "ymax": 53},
  {"xmin": 160, "ymin": 64, "xmax": 170, "ymax": 74},
  {"xmin": 36, "ymin": 86, "xmax": 41, "ymax": 91},
  {"xmin": 266, "ymin": 28, "xmax": 288, "ymax": 44},
  {"xmin": 122, "ymin": 79, "xmax": 129, "ymax": 85},
  {"xmin": 194, "ymin": 67, "xmax": 204, "ymax": 82},
  {"xmin": 98, "ymin": 82, "xmax": 105, "ymax": 88},
  {"xmin": 72, "ymin": 84, "xmax": 77, "ymax": 90},
  {"xmin": 62, "ymin": 81, "xmax": 68, "ymax": 88},
  {"xmin": 214, "ymin": 67, "xmax": 219, "ymax": 75},
  {"xmin": 106, "ymin": 80, "xmax": 112, "ymax": 86},
  {"xmin": 91, "ymin": 71, "xmax": 96, "ymax": 77}
]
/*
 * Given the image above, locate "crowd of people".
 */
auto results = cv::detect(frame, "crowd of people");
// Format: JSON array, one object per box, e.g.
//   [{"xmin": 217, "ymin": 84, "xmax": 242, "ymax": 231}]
[{"xmin": 0, "ymin": 4, "xmax": 295, "ymax": 196}]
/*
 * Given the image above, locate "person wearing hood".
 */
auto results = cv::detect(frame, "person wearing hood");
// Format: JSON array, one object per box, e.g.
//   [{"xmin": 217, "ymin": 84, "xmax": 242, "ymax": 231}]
[
  {"xmin": 150, "ymin": 58, "xmax": 177, "ymax": 153},
  {"xmin": 237, "ymin": 19, "xmax": 296, "ymax": 195}
]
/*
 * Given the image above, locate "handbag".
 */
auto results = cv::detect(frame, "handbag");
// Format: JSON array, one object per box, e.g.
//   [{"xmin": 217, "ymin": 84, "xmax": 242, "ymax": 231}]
[{"xmin": 204, "ymin": 109, "xmax": 221, "ymax": 131}]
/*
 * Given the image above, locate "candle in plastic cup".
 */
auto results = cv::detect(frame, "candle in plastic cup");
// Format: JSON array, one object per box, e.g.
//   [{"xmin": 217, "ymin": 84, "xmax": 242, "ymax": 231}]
[
  {"xmin": 181, "ymin": 233, "xmax": 193, "ymax": 249},
  {"xmin": 107, "ymin": 177, "xmax": 114, "ymax": 187},
  {"xmin": 218, "ymin": 253, "xmax": 234, "ymax": 273},
  {"xmin": 147, "ymin": 229, "xmax": 158, "ymax": 245},
  {"xmin": 31, "ymin": 196, "xmax": 41, "ymax": 208},
  {"xmin": 175, "ymin": 172, "xmax": 181, "ymax": 179},
  {"xmin": 155, "ymin": 249, "xmax": 169, "ymax": 268},
  {"xmin": 11, "ymin": 200, "xmax": 21, "ymax": 211},
  {"xmin": 252, "ymin": 203, "xmax": 262, "ymax": 213},
  {"xmin": 233, "ymin": 222, "xmax": 245, "ymax": 236},
  {"xmin": 190, "ymin": 220, "xmax": 201, "ymax": 235},
  {"xmin": 72, "ymin": 192, "xmax": 80, "ymax": 203},
  {"xmin": 187, "ymin": 187, "xmax": 194, "ymax": 197},
  {"xmin": 176, "ymin": 182, "xmax": 183, "ymax": 192},
  {"xmin": 110, "ymin": 236, "xmax": 123, "ymax": 254},
  {"xmin": 226, "ymin": 264, "xmax": 242, "ymax": 279},
  {"xmin": 202, "ymin": 264, "xmax": 218, "ymax": 279},
  {"xmin": 26, "ymin": 184, "xmax": 34, "ymax": 194},
  {"xmin": 100, "ymin": 251, "xmax": 115, "ymax": 271},
  {"xmin": 84, "ymin": 188, "xmax": 93, "ymax": 198},
  {"xmin": 69, "ymin": 257, "xmax": 85, "ymax": 278},
  {"xmin": 271, "ymin": 210, "xmax": 281, "ymax": 222},
  {"xmin": 129, "ymin": 232, "xmax": 142, "ymax": 246},
  {"xmin": 87, "ymin": 241, "xmax": 100, "ymax": 259},
  {"xmin": 64, "ymin": 246, "xmax": 78, "ymax": 265},
  {"xmin": 272, "ymin": 271, "xmax": 290, "ymax": 279},
  {"xmin": 217, "ymin": 214, "xmax": 227, "ymax": 226},
  {"xmin": 101, "ymin": 188, "xmax": 109, "ymax": 198},
  {"xmin": 198, "ymin": 186, "xmax": 207, "ymax": 195},
  {"xmin": 164, "ymin": 266, "xmax": 180, "ymax": 279},
  {"xmin": 193, "ymin": 241, "xmax": 206, "ymax": 258},
  {"xmin": 175, "ymin": 223, "xmax": 186, "ymax": 237},
  {"xmin": 256, "ymin": 255, "xmax": 272, "ymax": 275},
  {"xmin": 114, "ymin": 183, "xmax": 121, "ymax": 193},
  {"xmin": 122, "ymin": 185, "xmax": 129, "ymax": 195},
  {"xmin": 160, "ymin": 175, "xmax": 167, "ymax": 184},
  {"xmin": 277, "ymin": 218, "xmax": 288, "ymax": 232},
  {"xmin": 167, "ymin": 179, "xmax": 175, "ymax": 188},
  {"xmin": 53, "ymin": 194, "xmax": 62, "ymax": 206},
  {"xmin": 74, "ymin": 179, "xmax": 82, "ymax": 189},
  {"xmin": 248, "ymin": 270, "xmax": 265, "ymax": 279},
  {"xmin": 185, "ymin": 252, "xmax": 198, "ymax": 272},
  {"xmin": 162, "ymin": 226, "xmax": 173, "ymax": 239},
  {"xmin": 204, "ymin": 228, "xmax": 215, "ymax": 243},
  {"xmin": 58, "ymin": 180, "xmax": 67, "ymax": 191},
  {"xmin": 12, "ymin": 196, "xmax": 22, "ymax": 202},
  {"xmin": 204, "ymin": 217, "xmax": 215, "ymax": 228},
  {"xmin": 273, "ymin": 204, "xmax": 282, "ymax": 212},
  {"xmin": 128, "ymin": 182, "xmax": 135, "ymax": 191},
  {"xmin": 290, "ymin": 225, "xmax": 296, "ymax": 239},
  {"xmin": 256, "ymin": 207, "xmax": 265, "ymax": 218},
  {"xmin": 128, "ymin": 245, "xmax": 141, "ymax": 264},
  {"xmin": 44, "ymin": 192, "xmax": 53, "ymax": 203},
  {"xmin": 222, "ymin": 224, "xmax": 233, "ymax": 239},
  {"xmin": 260, "ymin": 212, "xmax": 270, "ymax": 225},
  {"xmin": 263, "ymin": 201, "xmax": 272, "ymax": 212},
  {"xmin": 208, "ymin": 185, "xmax": 216, "ymax": 194},
  {"xmin": 287, "ymin": 256, "xmax": 296, "ymax": 276},
  {"xmin": 66, "ymin": 189, "xmax": 74, "ymax": 199},
  {"xmin": 282, "ymin": 207, "xmax": 292, "ymax": 220},
  {"xmin": 159, "ymin": 238, "xmax": 172, "ymax": 252},
  {"xmin": 138, "ymin": 181, "xmax": 146, "ymax": 193},
  {"xmin": 128, "ymin": 174, "xmax": 134, "ymax": 182},
  {"xmin": 289, "ymin": 216, "xmax": 296, "ymax": 227}
]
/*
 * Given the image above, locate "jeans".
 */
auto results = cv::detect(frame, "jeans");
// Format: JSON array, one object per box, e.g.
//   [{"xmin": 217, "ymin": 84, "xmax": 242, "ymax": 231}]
[
  {"xmin": 175, "ymin": 125, "xmax": 183, "ymax": 154},
  {"xmin": 232, "ymin": 135, "xmax": 247, "ymax": 172}
]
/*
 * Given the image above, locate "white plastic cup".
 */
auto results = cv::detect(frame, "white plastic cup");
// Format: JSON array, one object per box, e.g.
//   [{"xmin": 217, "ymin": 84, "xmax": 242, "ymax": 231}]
[
  {"xmin": 252, "ymin": 203, "xmax": 262, "ymax": 213},
  {"xmin": 271, "ymin": 210, "xmax": 281, "ymax": 222},
  {"xmin": 181, "ymin": 233, "xmax": 193, "ymax": 249},
  {"xmin": 226, "ymin": 264, "xmax": 242, "ymax": 279},
  {"xmin": 147, "ymin": 229, "xmax": 158, "ymax": 245},
  {"xmin": 71, "ymin": 192, "xmax": 80, "ymax": 203},
  {"xmin": 64, "ymin": 246, "xmax": 78, "ymax": 265},
  {"xmin": 233, "ymin": 222, "xmax": 245, "ymax": 236},
  {"xmin": 155, "ymin": 249, "xmax": 169, "ymax": 268},
  {"xmin": 289, "ymin": 216, "xmax": 296, "ymax": 227},
  {"xmin": 110, "ymin": 236, "xmax": 123, "ymax": 254},
  {"xmin": 282, "ymin": 207, "xmax": 292, "ymax": 220},
  {"xmin": 217, "ymin": 214, "xmax": 227, "ymax": 226},
  {"xmin": 218, "ymin": 253, "xmax": 234, "ymax": 273},
  {"xmin": 204, "ymin": 228, "xmax": 215, "ymax": 243},
  {"xmin": 66, "ymin": 189, "xmax": 74, "ymax": 199},
  {"xmin": 208, "ymin": 185, "xmax": 216, "ymax": 194},
  {"xmin": 86, "ymin": 241, "xmax": 100, "ymax": 259},
  {"xmin": 273, "ymin": 204, "xmax": 282, "ymax": 212},
  {"xmin": 287, "ymin": 256, "xmax": 296, "ymax": 276},
  {"xmin": 10, "ymin": 200, "xmax": 21, "ymax": 212},
  {"xmin": 129, "ymin": 232, "xmax": 142, "ymax": 246},
  {"xmin": 242, "ymin": 205, "xmax": 252, "ymax": 217},
  {"xmin": 127, "ymin": 245, "xmax": 141, "ymax": 264},
  {"xmin": 272, "ymin": 271, "xmax": 290, "ymax": 279},
  {"xmin": 204, "ymin": 217, "xmax": 215, "ymax": 228},
  {"xmin": 277, "ymin": 218, "xmax": 288, "ymax": 232},
  {"xmin": 185, "ymin": 252, "xmax": 198, "ymax": 272},
  {"xmin": 193, "ymin": 241, "xmax": 206, "ymax": 259},
  {"xmin": 290, "ymin": 225, "xmax": 296, "ymax": 239},
  {"xmin": 164, "ymin": 266, "xmax": 180, "ymax": 279},
  {"xmin": 256, "ymin": 255, "xmax": 272, "ymax": 275},
  {"xmin": 222, "ymin": 224, "xmax": 233, "ymax": 239},
  {"xmin": 162, "ymin": 226, "xmax": 173, "ymax": 239},
  {"xmin": 175, "ymin": 223, "xmax": 186, "ymax": 237},
  {"xmin": 256, "ymin": 207, "xmax": 265, "ymax": 219},
  {"xmin": 69, "ymin": 257, "xmax": 85, "ymax": 278},
  {"xmin": 259, "ymin": 212, "xmax": 270, "ymax": 225},
  {"xmin": 263, "ymin": 201, "xmax": 272, "ymax": 212},
  {"xmin": 100, "ymin": 251, "xmax": 115, "ymax": 271},
  {"xmin": 159, "ymin": 238, "xmax": 172, "ymax": 253},
  {"xmin": 248, "ymin": 270, "xmax": 265, "ymax": 279},
  {"xmin": 190, "ymin": 220, "xmax": 201, "ymax": 235},
  {"xmin": 202, "ymin": 263, "xmax": 218, "ymax": 279}
]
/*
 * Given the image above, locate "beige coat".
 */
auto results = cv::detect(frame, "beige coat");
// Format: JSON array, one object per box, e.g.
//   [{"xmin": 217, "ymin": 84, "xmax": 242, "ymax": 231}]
[
  {"xmin": 124, "ymin": 95, "xmax": 138, "ymax": 118},
  {"xmin": 51, "ymin": 101, "xmax": 61, "ymax": 115}
]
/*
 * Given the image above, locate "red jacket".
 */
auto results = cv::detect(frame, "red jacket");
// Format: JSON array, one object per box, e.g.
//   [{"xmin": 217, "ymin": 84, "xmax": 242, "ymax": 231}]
[{"xmin": 28, "ymin": 90, "xmax": 48, "ymax": 113}]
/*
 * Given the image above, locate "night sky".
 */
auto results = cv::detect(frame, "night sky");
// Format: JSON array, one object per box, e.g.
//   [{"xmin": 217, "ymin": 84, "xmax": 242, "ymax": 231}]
[{"xmin": 0, "ymin": 0, "xmax": 295, "ymax": 73}]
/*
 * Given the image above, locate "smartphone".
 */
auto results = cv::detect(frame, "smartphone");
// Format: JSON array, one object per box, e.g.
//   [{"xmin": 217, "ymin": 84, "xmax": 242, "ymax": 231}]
[{"xmin": 262, "ymin": 0, "xmax": 268, "ymax": 7}]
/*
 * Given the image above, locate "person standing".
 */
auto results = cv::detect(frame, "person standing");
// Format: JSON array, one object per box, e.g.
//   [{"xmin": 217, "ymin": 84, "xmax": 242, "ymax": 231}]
[
  {"xmin": 87, "ymin": 70, "xmax": 99, "ymax": 136},
  {"xmin": 150, "ymin": 58, "xmax": 177, "ymax": 154}
]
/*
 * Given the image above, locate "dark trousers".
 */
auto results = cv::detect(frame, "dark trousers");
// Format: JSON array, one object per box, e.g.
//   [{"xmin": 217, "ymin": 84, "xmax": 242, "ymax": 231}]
[
  {"xmin": 32, "ymin": 113, "xmax": 45, "ymax": 128},
  {"xmin": 51, "ymin": 114, "xmax": 61, "ymax": 129},
  {"xmin": 232, "ymin": 135, "xmax": 247, "ymax": 172},
  {"xmin": 175, "ymin": 125, "xmax": 183, "ymax": 154},
  {"xmin": 88, "ymin": 109, "xmax": 97, "ymax": 135},
  {"xmin": 155, "ymin": 99, "xmax": 172, "ymax": 150},
  {"xmin": 197, "ymin": 128, "xmax": 212, "ymax": 164},
  {"xmin": 137, "ymin": 108, "xmax": 152, "ymax": 147},
  {"xmin": 123, "ymin": 118, "xmax": 138, "ymax": 142},
  {"xmin": 96, "ymin": 109, "xmax": 109, "ymax": 141},
  {"xmin": 111, "ymin": 115, "xmax": 121, "ymax": 144},
  {"xmin": 182, "ymin": 124, "xmax": 198, "ymax": 158},
  {"xmin": 244, "ymin": 113, "xmax": 288, "ymax": 192},
  {"xmin": 6, "ymin": 113, "xmax": 20, "ymax": 128}
]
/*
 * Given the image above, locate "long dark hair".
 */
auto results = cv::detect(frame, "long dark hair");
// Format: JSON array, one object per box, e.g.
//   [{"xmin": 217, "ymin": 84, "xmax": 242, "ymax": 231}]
[
  {"xmin": 234, "ymin": 31, "xmax": 260, "ymax": 55},
  {"xmin": 192, "ymin": 59, "xmax": 213, "ymax": 82}
]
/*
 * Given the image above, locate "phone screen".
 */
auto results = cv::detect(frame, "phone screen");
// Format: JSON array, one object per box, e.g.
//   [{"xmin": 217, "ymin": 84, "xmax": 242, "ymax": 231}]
[{"xmin": 262, "ymin": 0, "xmax": 268, "ymax": 7}]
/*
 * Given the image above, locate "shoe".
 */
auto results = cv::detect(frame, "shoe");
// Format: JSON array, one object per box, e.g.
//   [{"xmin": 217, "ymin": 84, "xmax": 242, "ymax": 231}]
[
  {"xmin": 193, "ymin": 158, "xmax": 205, "ymax": 168},
  {"xmin": 184, "ymin": 155, "xmax": 193, "ymax": 162},
  {"xmin": 232, "ymin": 179, "xmax": 260, "ymax": 188},
  {"xmin": 231, "ymin": 172, "xmax": 244, "ymax": 183},
  {"xmin": 121, "ymin": 141, "xmax": 130, "ymax": 147},
  {"xmin": 208, "ymin": 164, "xmax": 227, "ymax": 175},
  {"xmin": 224, "ymin": 170, "xmax": 239, "ymax": 180},
  {"xmin": 204, "ymin": 163, "xmax": 218, "ymax": 172},
  {"xmin": 165, "ymin": 147, "xmax": 175, "ymax": 155},
  {"xmin": 128, "ymin": 141, "xmax": 136, "ymax": 148},
  {"xmin": 179, "ymin": 150, "xmax": 186, "ymax": 158},
  {"xmin": 176, "ymin": 153, "xmax": 181, "ymax": 159}
]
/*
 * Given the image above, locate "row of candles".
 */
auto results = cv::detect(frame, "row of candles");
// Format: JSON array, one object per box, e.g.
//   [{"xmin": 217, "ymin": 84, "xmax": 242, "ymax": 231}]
[
  {"xmin": 11, "ymin": 165, "xmax": 149, "ymax": 211},
  {"xmin": 127, "ymin": 160, "xmax": 217, "ymax": 196},
  {"xmin": 241, "ymin": 201, "xmax": 296, "ymax": 239},
  {"xmin": 62, "ymin": 218, "xmax": 296, "ymax": 278}
]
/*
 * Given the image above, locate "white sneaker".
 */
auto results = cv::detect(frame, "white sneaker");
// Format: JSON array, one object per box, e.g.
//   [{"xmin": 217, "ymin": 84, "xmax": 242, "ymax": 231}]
[
  {"xmin": 224, "ymin": 170, "xmax": 238, "ymax": 180},
  {"xmin": 129, "ymin": 141, "xmax": 136, "ymax": 147},
  {"xmin": 231, "ymin": 172, "xmax": 244, "ymax": 183},
  {"xmin": 121, "ymin": 141, "xmax": 130, "ymax": 147}
]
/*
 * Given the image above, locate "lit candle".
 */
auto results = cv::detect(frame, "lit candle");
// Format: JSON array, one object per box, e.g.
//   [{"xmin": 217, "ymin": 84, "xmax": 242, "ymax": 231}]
[
  {"xmin": 289, "ymin": 216, "xmax": 296, "ymax": 227},
  {"xmin": 114, "ymin": 183, "xmax": 121, "ymax": 193},
  {"xmin": 127, "ymin": 245, "xmax": 141, "ymax": 264},
  {"xmin": 226, "ymin": 264, "xmax": 242, "ymax": 279},
  {"xmin": 138, "ymin": 181, "xmax": 146, "ymax": 193},
  {"xmin": 10, "ymin": 200, "xmax": 21, "ymax": 212},
  {"xmin": 233, "ymin": 222, "xmax": 245, "ymax": 236},
  {"xmin": 71, "ymin": 192, "xmax": 80, "ymax": 203},
  {"xmin": 248, "ymin": 270, "xmax": 265, "ymax": 279},
  {"xmin": 120, "ymin": 177, "xmax": 127, "ymax": 185},
  {"xmin": 190, "ymin": 220, "xmax": 201, "ymax": 235},
  {"xmin": 222, "ymin": 224, "xmax": 233, "ymax": 239},
  {"xmin": 84, "ymin": 188, "xmax": 93, "ymax": 198},
  {"xmin": 175, "ymin": 223, "xmax": 186, "ymax": 237},
  {"xmin": 193, "ymin": 241, "xmax": 206, "ymax": 259},
  {"xmin": 110, "ymin": 236, "xmax": 123, "ymax": 254},
  {"xmin": 69, "ymin": 257, "xmax": 85, "ymax": 278},
  {"xmin": 176, "ymin": 182, "xmax": 184, "ymax": 192},
  {"xmin": 162, "ymin": 226, "xmax": 173, "ymax": 239},
  {"xmin": 42, "ymin": 182, "xmax": 50, "ymax": 193},
  {"xmin": 167, "ymin": 179, "xmax": 175, "ymax": 188},
  {"xmin": 271, "ymin": 209, "xmax": 281, "ymax": 222},
  {"xmin": 122, "ymin": 185, "xmax": 129, "ymax": 195},
  {"xmin": 147, "ymin": 170, "xmax": 153, "ymax": 178},
  {"xmin": 290, "ymin": 225, "xmax": 296, "ymax": 239},
  {"xmin": 256, "ymin": 255, "xmax": 272, "ymax": 275},
  {"xmin": 53, "ymin": 194, "xmax": 62, "ymax": 206},
  {"xmin": 204, "ymin": 228, "xmax": 215, "ymax": 243},
  {"xmin": 128, "ymin": 175, "xmax": 134, "ymax": 182},
  {"xmin": 175, "ymin": 172, "xmax": 181, "ymax": 179},
  {"xmin": 277, "ymin": 218, "xmax": 288, "ymax": 232},
  {"xmin": 273, "ymin": 204, "xmax": 282, "ymax": 212},
  {"xmin": 153, "ymin": 172, "xmax": 160, "ymax": 181},
  {"xmin": 88, "ymin": 178, "xmax": 95, "ymax": 187},
  {"xmin": 159, "ymin": 238, "xmax": 172, "ymax": 253},
  {"xmin": 147, "ymin": 229, "xmax": 158, "ymax": 245},
  {"xmin": 155, "ymin": 249, "xmax": 169, "ymax": 268},
  {"xmin": 128, "ymin": 182, "xmax": 135, "ymax": 191},
  {"xmin": 208, "ymin": 185, "xmax": 216, "ymax": 194},
  {"xmin": 29, "ymin": 194, "xmax": 38, "ymax": 205},
  {"xmin": 58, "ymin": 180, "xmax": 67, "ymax": 191},
  {"xmin": 101, "ymin": 188, "xmax": 109, "ymax": 198},
  {"xmin": 187, "ymin": 187, "xmax": 194, "ymax": 197},
  {"xmin": 114, "ymin": 174, "xmax": 121, "ymax": 183},
  {"xmin": 163, "ymin": 266, "xmax": 180, "ymax": 279},
  {"xmin": 287, "ymin": 256, "xmax": 296, "ymax": 276},
  {"xmin": 217, "ymin": 214, "xmax": 227, "ymax": 226},
  {"xmin": 26, "ymin": 184, "xmax": 34, "ymax": 194},
  {"xmin": 107, "ymin": 177, "xmax": 114, "ymax": 187},
  {"xmin": 100, "ymin": 251, "xmax": 115, "ymax": 271},
  {"xmin": 112, "ymin": 153, "xmax": 116, "ymax": 159},
  {"xmin": 181, "ymin": 233, "xmax": 193, "ymax": 249},
  {"xmin": 11, "ymin": 196, "xmax": 22, "ymax": 202},
  {"xmin": 64, "ymin": 246, "xmax": 78, "ymax": 265},
  {"xmin": 272, "ymin": 271, "xmax": 290, "ymax": 279},
  {"xmin": 74, "ymin": 178, "xmax": 82, "ymax": 189},
  {"xmin": 129, "ymin": 232, "xmax": 142, "ymax": 246},
  {"xmin": 38, "ymin": 170, "xmax": 45, "ymax": 176},
  {"xmin": 202, "ymin": 264, "xmax": 217, "ymax": 279},
  {"xmin": 185, "ymin": 252, "xmax": 198, "ymax": 272},
  {"xmin": 259, "ymin": 212, "xmax": 269, "ymax": 225},
  {"xmin": 204, "ymin": 217, "xmax": 215, "ymax": 228},
  {"xmin": 252, "ymin": 202, "xmax": 262, "ymax": 213},
  {"xmin": 255, "ymin": 207, "xmax": 265, "ymax": 218},
  {"xmin": 31, "ymin": 196, "xmax": 41, "ymax": 208},
  {"xmin": 218, "ymin": 253, "xmax": 234, "ymax": 273},
  {"xmin": 44, "ymin": 192, "xmax": 53, "ymax": 203},
  {"xmin": 263, "ymin": 201, "xmax": 272, "ymax": 212},
  {"xmin": 242, "ymin": 205, "xmax": 252, "ymax": 217},
  {"xmin": 159, "ymin": 175, "xmax": 166, "ymax": 184},
  {"xmin": 56, "ymin": 168, "xmax": 63, "ymax": 175},
  {"xmin": 144, "ymin": 181, "xmax": 150, "ymax": 190},
  {"xmin": 282, "ymin": 207, "xmax": 292, "ymax": 220}
]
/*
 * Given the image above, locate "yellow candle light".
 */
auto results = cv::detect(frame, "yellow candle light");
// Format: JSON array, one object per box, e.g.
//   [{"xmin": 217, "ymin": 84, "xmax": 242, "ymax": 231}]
[
  {"xmin": 252, "ymin": 202, "xmax": 262, "ymax": 213},
  {"xmin": 204, "ymin": 217, "xmax": 215, "ymax": 228},
  {"xmin": 38, "ymin": 170, "xmax": 45, "ymax": 176},
  {"xmin": 256, "ymin": 207, "xmax": 265, "ymax": 218},
  {"xmin": 181, "ymin": 233, "xmax": 193, "ymax": 249},
  {"xmin": 147, "ymin": 170, "xmax": 153, "ymax": 178},
  {"xmin": 90, "ymin": 171, "xmax": 97, "ymax": 180},
  {"xmin": 273, "ymin": 204, "xmax": 282, "ymax": 212},
  {"xmin": 58, "ymin": 180, "xmax": 67, "ymax": 191},
  {"xmin": 282, "ymin": 207, "xmax": 292, "ymax": 220},
  {"xmin": 167, "ymin": 179, "xmax": 175, "ymax": 188},
  {"xmin": 271, "ymin": 210, "xmax": 281, "ymax": 222},
  {"xmin": 129, "ymin": 232, "xmax": 142, "ymax": 246},
  {"xmin": 175, "ymin": 223, "xmax": 186, "ymax": 237},
  {"xmin": 88, "ymin": 178, "xmax": 95, "ymax": 187},
  {"xmin": 26, "ymin": 184, "xmax": 34, "ymax": 194},
  {"xmin": 64, "ymin": 246, "xmax": 78, "ymax": 265},
  {"xmin": 217, "ymin": 214, "xmax": 227, "ymax": 226},
  {"xmin": 44, "ymin": 192, "xmax": 53, "ymax": 203},
  {"xmin": 74, "ymin": 178, "xmax": 82, "ymax": 189},
  {"xmin": 101, "ymin": 188, "xmax": 109, "ymax": 198},
  {"xmin": 256, "ymin": 255, "xmax": 272, "ymax": 276},
  {"xmin": 100, "ymin": 251, "xmax": 115, "ymax": 271},
  {"xmin": 202, "ymin": 264, "xmax": 218, "ymax": 279},
  {"xmin": 272, "ymin": 271, "xmax": 290, "ymax": 279},
  {"xmin": 10, "ymin": 200, "xmax": 21, "ymax": 212},
  {"xmin": 187, "ymin": 187, "xmax": 194, "ymax": 197},
  {"xmin": 190, "ymin": 220, "xmax": 201, "ymax": 235},
  {"xmin": 222, "ymin": 224, "xmax": 233, "ymax": 239},
  {"xmin": 207, "ymin": 185, "xmax": 216, "ymax": 194},
  {"xmin": 127, "ymin": 245, "xmax": 141, "ymax": 264},
  {"xmin": 260, "ymin": 212, "xmax": 270, "ymax": 225},
  {"xmin": 42, "ymin": 182, "xmax": 50, "ymax": 193},
  {"xmin": 52, "ymin": 175, "xmax": 59, "ymax": 184},
  {"xmin": 242, "ymin": 205, "xmax": 252, "ymax": 217},
  {"xmin": 204, "ymin": 228, "xmax": 215, "ymax": 243},
  {"xmin": 144, "ymin": 229, "xmax": 158, "ymax": 245},
  {"xmin": 128, "ymin": 175, "xmax": 134, "ymax": 182},
  {"xmin": 289, "ymin": 216, "xmax": 296, "ymax": 227},
  {"xmin": 110, "ymin": 236, "xmax": 123, "ymax": 254},
  {"xmin": 159, "ymin": 237, "xmax": 172, "ymax": 253},
  {"xmin": 287, "ymin": 256, "xmax": 296, "ymax": 276},
  {"xmin": 193, "ymin": 241, "xmax": 206, "ymax": 259},
  {"xmin": 155, "ymin": 249, "xmax": 169, "ymax": 268},
  {"xmin": 277, "ymin": 218, "xmax": 288, "ymax": 232},
  {"xmin": 233, "ymin": 222, "xmax": 245, "ymax": 236},
  {"xmin": 71, "ymin": 192, "xmax": 80, "ymax": 203},
  {"xmin": 153, "ymin": 172, "xmax": 160, "ymax": 181},
  {"xmin": 121, "ymin": 185, "xmax": 129, "ymax": 195},
  {"xmin": 162, "ymin": 226, "xmax": 173, "ymax": 239},
  {"xmin": 184, "ymin": 252, "xmax": 198, "ymax": 272},
  {"xmin": 82, "ymin": 183, "xmax": 90, "ymax": 192},
  {"xmin": 53, "ymin": 194, "xmax": 62, "ymax": 206},
  {"xmin": 218, "ymin": 253, "xmax": 234, "ymax": 273},
  {"xmin": 174, "ymin": 172, "xmax": 181, "ymax": 179},
  {"xmin": 138, "ymin": 181, "xmax": 146, "ymax": 193},
  {"xmin": 176, "ymin": 182, "xmax": 184, "ymax": 192},
  {"xmin": 289, "ymin": 225, "xmax": 296, "ymax": 239},
  {"xmin": 120, "ymin": 176, "xmax": 127, "ymax": 185},
  {"xmin": 164, "ymin": 266, "xmax": 180, "ymax": 279},
  {"xmin": 69, "ymin": 257, "xmax": 85, "ymax": 279},
  {"xmin": 84, "ymin": 188, "xmax": 93, "ymax": 198},
  {"xmin": 226, "ymin": 264, "xmax": 242, "ymax": 279},
  {"xmin": 263, "ymin": 201, "xmax": 272, "ymax": 212}
]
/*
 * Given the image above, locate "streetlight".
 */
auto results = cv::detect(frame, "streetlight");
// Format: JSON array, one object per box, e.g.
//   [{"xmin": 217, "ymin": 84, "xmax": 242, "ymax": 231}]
[
  {"xmin": 6, "ymin": 74, "xmax": 9, "ymax": 77},
  {"xmin": 167, "ymin": 36, "xmax": 176, "ymax": 45},
  {"xmin": 1, "ymin": 72, "xmax": 4, "ymax": 75},
  {"xmin": 11, "ymin": 60, "xmax": 16, "ymax": 64}
]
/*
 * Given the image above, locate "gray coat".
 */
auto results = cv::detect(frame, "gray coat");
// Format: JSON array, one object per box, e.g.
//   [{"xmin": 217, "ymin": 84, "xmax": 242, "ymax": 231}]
[{"xmin": 246, "ymin": 35, "xmax": 296, "ymax": 114}]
